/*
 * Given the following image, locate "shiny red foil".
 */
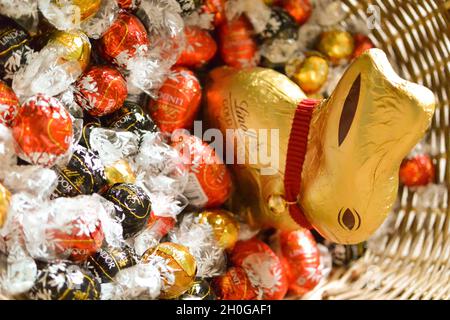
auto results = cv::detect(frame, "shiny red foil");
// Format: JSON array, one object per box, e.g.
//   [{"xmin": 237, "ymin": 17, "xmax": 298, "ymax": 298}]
[
  {"xmin": 176, "ymin": 26, "xmax": 217, "ymax": 68},
  {"xmin": 281, "ymin": 0, "xmax": 312, "ymax": 25},
  {"xmin": 219, "ymin": 16, "xmax": 259, "ymax": 69},
  {"xmin": 75, "ymin": 66, "xmax": 128, "ymax": 117},
  {"xmin": 400, "ymin": 154, "xmax": 435, "ymax": 187},
  {"xmin": 99, "ymin": 12, "xmax": 149, "ymax": 67},
  {"xmin": 201, "ymin": 0, "xmax": 226, "ymax": 27},
  {"xmin": 279, "ymin": 229, "xmax": 322, "ymax": 296},
  {"xmin": 171, "ymin": 134, "xmax": 232, "ymax": 209},
  {"xmin": 212, "ymin": 267, "xmax": 258, "ymax": 300},
  {"xmin": 12, "ymin": 94, "xmax": 73, "ymax": 167},
  {"xmin": 0, "ymin": 80, "xmax": 19, "ymax": 127},
  {"xmin": 148, "ymin": 67, "xmax": 201, "ymax": 133},
  {"xmin": 230, "ymin": 238, "xmax": 288, "ymax": 300}
]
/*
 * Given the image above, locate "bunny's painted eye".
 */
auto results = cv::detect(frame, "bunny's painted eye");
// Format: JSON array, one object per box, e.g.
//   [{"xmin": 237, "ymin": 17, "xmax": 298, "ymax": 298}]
[
  {"xmin": 338, "ymin": 208, "xmax": 361, "ymax": 231},
  {"xmin": 338, "ymin": 74, "xmax": 361, "ymax": 146}
]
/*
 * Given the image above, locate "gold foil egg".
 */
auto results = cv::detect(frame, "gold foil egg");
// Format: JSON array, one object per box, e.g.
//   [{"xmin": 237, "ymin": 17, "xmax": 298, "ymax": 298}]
[
  {"xmin": 0, "ymin": 183, "xmax": 11, "ymax": 228},
  {"xmin": 48, "ymin": 30, "xmax": 91, "ymax": 72},
  {"xmin": 143, "ymin": 242, "xmax": 197, "ymax": 299},
  {"xmin": 198, "ymin": 209, "xmax": 240, "ymax": 250},
  {"xmin": 318, "ymin": 30, "xmax": 354, "ymax": 64},
  {"xmin": 104, "ymin": 159, "xmax": 136, "ymax": 186},
  {"xmin": 205, "ymin": 48, "xmax": 435, "ymax": 244},
  {"xmin": 291, "ymin": 55, "xmax": 329, "ymax": 93}
]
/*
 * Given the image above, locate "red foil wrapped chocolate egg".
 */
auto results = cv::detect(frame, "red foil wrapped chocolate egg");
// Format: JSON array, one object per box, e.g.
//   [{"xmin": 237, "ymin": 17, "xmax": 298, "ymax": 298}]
[
  {"xmin": 176, "ymin": 26, "xmax": 217, "ymax": 68},
  {"xmin": 12, "ymin": 94, "xmax": 73, "ymax": 167},
  {"xmin": 171, "ymin": 134, "xmax": 232, "ymax": 209},
  {"xmin": 201, "ymin": 0, "xmax": 226, "ymax": 27},
  {"xmin": 75, "ymin": 66, "xmax": 128, "ymax": 117},
  {"xmin": 279, "ymin": 229, "xmax": 322, "ymax": 296},
  {"xmin": 148, "ymin": 67, "xmax": 201, "ymax": 133},
  {"xmin": 280, "ymin": 0, "xmax": 312, "ymax": 25},
  {"xmin": 400, "ymin": 154, "xmax": 435, "ymax": 187},
  {"xmin": 212, "ymin": 267, "xmax": 258, "ymax": 300},
  {"xmin": 99, "ymin": 12, "xmax": 149, "ymax": 67},
  {"xmin": 230, "ymin": 238, "xmax": 288, "ymax": 300},
  {"xmin": 0, "ymin": 81, "xmax": 19, "ymax": 127},
  {"xmin": 219, "ymin": 16, "xmax": 259, "ymax": 69}
]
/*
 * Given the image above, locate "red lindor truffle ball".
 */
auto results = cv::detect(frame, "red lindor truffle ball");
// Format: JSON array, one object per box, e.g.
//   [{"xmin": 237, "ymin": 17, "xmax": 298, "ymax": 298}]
[
  {"xmin": 0, "ymin": 80, "xmax": 19, "ymax": 127},
  {"xmin": 176, "ymin": 26, "xmax": 217, "ymax": 68},
  {"xmin": 201, "ymin": 0, "xmax": 226, "ymax": 27},
  {"xmin": 116, "ymin": 0, "xmax": 140, "ymax": 10},
  {"xmin": 171, "ymin": 134, "xmax": 232, "ymax": 209},
  {"xmin": 147, "ymin": 214, "xmax": 177, "ymax": 239},
  {"xmin": 230, "ymin": 238, "xmax": 288, "ymax": 300},
  {"xmin": 279, "ymin": 229, "xmax": 322, "ymax": 296},
  {"xmin": 400, "ymin": 154, "xmax": 435, "ymax": 187},
  {"xmin": 148, "ymin": 67, "xmax": 201, "ymax": 133},
  {"xmin": 99, "ymin": 12, "xmax": 149, "ymax": 67},
  {"xmin": 352, "ymin": 34, "xmax": 375, "ymax": 59},
  {"xmin": 75, "ymin": 66, "xmax": 128, "ymax": 117},
  {"xmin": 51, "ymin": 217, "xmax": 104, "ymax": 262},
  {"xmin": 212, "ymin": 267, "xmax": 258, "ymax": 300},
  {"xmin": 219, "ymin": 16, "xmax": 259, "ymax": 69},
  {"xmin": 12, "ymin": 94, "xmax": 73, "ymax": 167},
  {"xmin": 280, "ymin": 0, "xmax": 312, "ymax": 25}
]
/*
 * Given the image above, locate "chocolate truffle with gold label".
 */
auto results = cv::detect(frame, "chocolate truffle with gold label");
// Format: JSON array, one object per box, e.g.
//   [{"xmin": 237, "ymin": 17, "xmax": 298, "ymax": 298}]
[
  {"xmin": 87, "ymin": 246, "xmax": 137, "ymax": 283},
  {"xmin": 103, "ymin": 183, "xmax": 152, "ymax": 238},
  {"xmin": 29, "ymin": 261, "xmax": 101, "ymax": 300},
  {"xmin": 102, "ymin": 101, "xmax": 158, "ymax": 134},
  {"xmin": 52, "ymin": 144, "xmax": 106, "ymax": 199}
]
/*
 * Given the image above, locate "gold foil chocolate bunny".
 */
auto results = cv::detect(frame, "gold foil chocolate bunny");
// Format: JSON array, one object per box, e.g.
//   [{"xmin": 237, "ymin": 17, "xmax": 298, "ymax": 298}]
[{"xmin": 205, "ymin": 49, "xmax": 435, "ymax": 244}]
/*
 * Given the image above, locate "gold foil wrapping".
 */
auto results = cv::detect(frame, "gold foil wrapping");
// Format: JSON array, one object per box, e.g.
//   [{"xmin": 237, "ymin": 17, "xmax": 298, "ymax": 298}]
[
  {"xmin": 0, "ymin": 183, "xmax": 11, "ymax": 228},
  {"xmin": 198, "ymin": 210, "xmax": 240, "ymax": 249},
  {"xmin": 205, "ymin": 49, "xmax": 435, "ymax": 244},
  {"xmin": 104, "ymin": 160, "xmax": 136, "ymax": 186},
  {"xmin": 48, "ymin": 30, "xmax": 91, "ymax": 72}
]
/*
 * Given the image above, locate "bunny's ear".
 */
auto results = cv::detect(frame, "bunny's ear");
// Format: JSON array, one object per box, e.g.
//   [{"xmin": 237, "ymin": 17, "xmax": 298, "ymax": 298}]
[{"xmin": 338, "ymin": 74, "xmax": 361, "ymax": 147}]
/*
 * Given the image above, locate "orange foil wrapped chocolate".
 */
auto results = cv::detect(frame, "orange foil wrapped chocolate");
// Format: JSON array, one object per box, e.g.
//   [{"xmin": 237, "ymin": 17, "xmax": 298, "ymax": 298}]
[
  {"xmin": 201, "ymin": 0, "xmax": 226, "ymax": 27},
  {"xmin": 279, "ymin": 229, "xmax": 322, "ymax": 296},
  {"xmin": 172, "ymin": 134, "xmax": 232, "ymax": 209},
  {"xmin": 205, "ymin": 49, "xmax": 435, "ymax": 244},
  {"xmin": 400, "ymin": 154, "xmax": 435, "ymax": 187},
  {"xmin": 0, "ymin": 80, "xmax": 19, "ymax": 127},
  {"xmin": 99, "ymin": 12, "xmax": 149, "ymax": 67},
  {"xmin": 212, "ymin": 267, "xmax": 257, "ymax": 300},
  {"xmin": 230, "ymin": 238, "xmax": 288, "ymax": 300},
  {"xmin": 75, "ymin": 66, "xmax": 128, "ymax": 117},
  {"xmin": 280, "ymin": 0, "xmax": 312, "ymax": 25},
  {"xmin": 176, "ymin": 26, "xmax": 217, "ymax": 68},
  {"xmin": 219, "ymin": 16, "xmax": 259, "ymax": 69},
  {"xmin": 12, "ymin": 94, "xmax": 73, "ymax": 167},
  {"xmin": 148, "ymin": 67, "xmax": 201, "ymax": 133}
]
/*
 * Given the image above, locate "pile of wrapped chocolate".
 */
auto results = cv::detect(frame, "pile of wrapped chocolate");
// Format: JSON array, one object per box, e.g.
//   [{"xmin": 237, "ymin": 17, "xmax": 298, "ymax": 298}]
[{"xmin": 0, "ymin": 0, "xmax": 437, "ymax": 300}]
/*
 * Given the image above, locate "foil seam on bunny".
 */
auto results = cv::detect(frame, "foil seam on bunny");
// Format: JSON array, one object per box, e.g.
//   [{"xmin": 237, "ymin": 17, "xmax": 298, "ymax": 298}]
[{"xmin": 284, "ymin": 98, "xmax": 321, "ymax": 230}]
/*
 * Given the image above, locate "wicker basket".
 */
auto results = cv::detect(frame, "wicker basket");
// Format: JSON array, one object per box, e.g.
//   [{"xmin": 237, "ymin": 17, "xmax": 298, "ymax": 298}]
[
  {"xmin": 1, "ymin": 0, "xmax": 450, "ymax": 301},
  {"xmin": 305, "ymin": 0, "xmax": 450, "ymax": 300}
]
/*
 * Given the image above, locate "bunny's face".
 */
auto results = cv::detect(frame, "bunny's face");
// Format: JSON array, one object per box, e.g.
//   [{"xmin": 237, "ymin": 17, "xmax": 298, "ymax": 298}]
[{"xmin": 300, "ymin": 49, "xmax": 435, "ymax": 244}]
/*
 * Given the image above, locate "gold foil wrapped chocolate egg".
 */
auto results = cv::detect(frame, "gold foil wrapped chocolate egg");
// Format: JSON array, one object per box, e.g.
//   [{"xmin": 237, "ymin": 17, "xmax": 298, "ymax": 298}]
[
  {"xmin": 318, "ymin": 30, "xmax": 354, "ymax": 64},
  {"xmin": 205, "ymin": 49, "xmax": 435, "ymax": 244},
  {"xmin": 198, "ymin": 210, "xmax": 240, "ymax": 250},
  {"xmin": 0, "ymin": 183, "xmax": 11, "ymax": 228},
  {"xmin": 291, "ymin": 55, "xmax": 329, "ymax": 93},
  {"xmin": 143, "ymin": 242, "xmax": 197, "ymax": 299},
  {"xmin": 104, "ymin": 159, "xmax": 136, "ymax": 187},
  {"xmin": 48, "ymin": 30, "xmax": 91, "ymax": 72}
]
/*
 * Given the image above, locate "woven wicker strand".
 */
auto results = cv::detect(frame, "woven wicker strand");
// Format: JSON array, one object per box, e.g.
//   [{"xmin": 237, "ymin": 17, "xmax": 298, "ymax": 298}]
[{"xmin": 306, "ymin": 0, "xmax": 450, "ymax": 300}]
